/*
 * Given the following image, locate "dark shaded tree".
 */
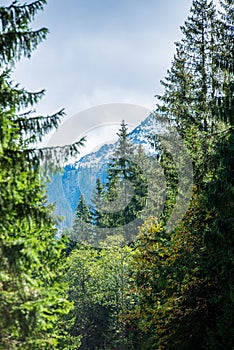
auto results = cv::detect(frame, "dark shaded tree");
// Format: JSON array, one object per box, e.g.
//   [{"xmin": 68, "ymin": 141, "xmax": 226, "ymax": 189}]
[{"xmin": 71, "ymin": 195, "xmax": 91, "ymax": 244}]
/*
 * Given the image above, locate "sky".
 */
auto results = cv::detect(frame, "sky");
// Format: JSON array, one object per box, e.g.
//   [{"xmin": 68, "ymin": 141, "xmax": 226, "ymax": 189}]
[
  {"xmin": 12, "ymin": 0, "xmax": 193, "ymax": 117},
  {"xmin": 6, "ymin": 0, "xmax": 196, "ymax": 155}
]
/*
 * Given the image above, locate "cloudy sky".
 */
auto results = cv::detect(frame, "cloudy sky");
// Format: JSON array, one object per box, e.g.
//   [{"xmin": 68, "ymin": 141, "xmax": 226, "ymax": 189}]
[
  {"xmin": 12, "ymin": 0, "xmax": 193, "ymax": 118},
  {"xmin": 6, "ymin": 0, "xmax": 200, "ymax": 155}
]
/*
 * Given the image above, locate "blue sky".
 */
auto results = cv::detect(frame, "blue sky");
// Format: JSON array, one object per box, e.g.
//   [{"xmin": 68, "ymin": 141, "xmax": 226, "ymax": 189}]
[{"xmin": 12, "ymin": 0, "xmax": 193, "ymax": 118}]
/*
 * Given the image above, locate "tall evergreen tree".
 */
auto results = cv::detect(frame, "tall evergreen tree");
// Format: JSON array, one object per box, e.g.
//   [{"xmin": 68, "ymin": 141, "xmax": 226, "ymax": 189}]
[
  {"xmin": 106, "ymin": 120, "xmax": 135, "ymax": 213},
  {"xmin": 90, "ymin": 178, "xmax": 104, "ymax": 227},
  {"xmin": 214, "ymin": 0, "xmax": 234, "ymax": 124},
  {"xmin": 0, "ymin": 1, "xmax": 84, "ymax": 349},
  {"xmin": 71, "ymin": 195, "xmax": 91, "ymax": 244},
  {"xmin": 103, "ymin": 121, "xmax": 148, "ymax": 242},
  {"xmin": 157, "ymin": 0, "xmax": 218, "ymax": 134},
  {"xmin": 89, "ymin": 178, "xmax": 108, "ymax": 244},
  {"xmin": 200, "ymin": 1, "xmax": 234, "ymax": 346},
  {"xmin": 131, "ymin": 0, "xmax": 234, "ymax": 348}
]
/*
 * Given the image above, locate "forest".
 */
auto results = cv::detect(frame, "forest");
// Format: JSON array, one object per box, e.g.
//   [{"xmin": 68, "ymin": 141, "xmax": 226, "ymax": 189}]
[{"xmin": 0, "ymin": 0, "xmax": 233, "ymax": 349}]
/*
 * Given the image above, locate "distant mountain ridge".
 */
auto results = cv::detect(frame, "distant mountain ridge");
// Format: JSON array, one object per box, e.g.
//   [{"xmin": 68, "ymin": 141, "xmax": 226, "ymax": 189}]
[{"xmin": 47, "ymin": 114, "xmax": 165, "ymax": 229}]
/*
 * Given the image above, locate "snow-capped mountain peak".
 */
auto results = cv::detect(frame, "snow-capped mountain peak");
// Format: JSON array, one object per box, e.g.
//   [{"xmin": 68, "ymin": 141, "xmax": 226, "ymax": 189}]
[{"xmin": 47, "ymin": 113, "xmax": 166, "ymax": 228}]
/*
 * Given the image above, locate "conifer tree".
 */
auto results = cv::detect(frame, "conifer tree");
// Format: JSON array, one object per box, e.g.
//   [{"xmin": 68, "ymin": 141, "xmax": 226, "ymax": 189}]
[
  {"xmin": 200, "ymin": 1, "xmax": 234, "ymax": 346},
  {"xmin": 106, "ymin": 120, "xmax": 135, "ymax": 211},
  {"xmin": 214, "ymin": 0, "xmax": 234, "ymax": 124},
  {"xmin": 89, "ymin": 178, "xmax": 108, "ymax": 244},
  {"xmin": 91, "ymin": 178, "xmax": 104, "ymax": 227},
  {"xmin": 131, "ymin": 0, "xmax": 234, "ymax": 348},
  {"xmin": 103, "ymin": 121, "xmax": 148, "ymax": 241},
  {"xmin": 0, "ymin": 1, "xmax": 84, "ymax": 348},
  {"xmin": 157, "ymin": 0, "xmax": 218, "ymax": 134},
  {"xmin": 72, "ymin": 195, "xmax": 91, "ymax": 244}
]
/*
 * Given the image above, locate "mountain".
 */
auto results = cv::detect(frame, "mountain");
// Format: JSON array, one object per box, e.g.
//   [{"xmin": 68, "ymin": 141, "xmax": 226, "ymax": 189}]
[{"xmin": 47, "ymin": 114, "xmax": 165, "ymax": 229}]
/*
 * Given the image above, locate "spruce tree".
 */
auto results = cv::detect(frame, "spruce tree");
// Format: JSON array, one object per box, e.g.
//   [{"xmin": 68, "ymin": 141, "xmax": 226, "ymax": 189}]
[
  {"xmin": 89, "ymin": 178, "xmax": 108, "ymax": 244},
  {"xmin": 214, "ymin": 0, "xmax": 234, "ymax": 124},
  {"xmin": 157, "ymin": 0, "xmax": 218, "ymax": 134},
  {"xmin": 0, "ymin": 1, "xmax": 84, "ymax": 349},
  {"xmin": 201, "ymin": 1, "xmax": 234, "ymax": 346},
  {"xmin": 132, "ymin": 0, "xmax": 234, "ymax": 348},
  {"xmin": 91, "ymin": 178, "xmax": 104, "ymax": 227},
  {"xmin": 104, "ymin": 121, "xmax": 148, "ymax": 242},
  {"xmin": 71, "ymin": 195, "xmax": 91, "ymax": 244}
]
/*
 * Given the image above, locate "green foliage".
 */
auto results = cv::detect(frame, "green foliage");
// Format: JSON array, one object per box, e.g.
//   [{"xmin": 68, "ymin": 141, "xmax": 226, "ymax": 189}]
[
  {"xmin": 132, "ymin": 195, "xmax": 215, "ymax": 349},
  {"xmin": 63, "ymin": 241, "xmax": 136, "ymax": 350},
  {"xmin": 0, "ymin": 0, "xmax": 48, "ymax": 64},
  {"xmin": 71, "ymin": 195, "xmax": 91, "ymax": 243},
  {"xmin": 71, "ymin": 121, "xmax": 149, "ymax": 246},
  {"xmin": 0, "ymin": 1, "xmax": 84, "ymax": 348},
  {"xmin": 0, "ymin": 105, "xmax": 73, "ymax": 349},
  {"xmin": 3, "ymin": 0, "xmax": 230, "ymax": 349},
  {"xmin": 63, "ymin": 1, "xmax": 234, "ymax": 349},
  {"xmin": 214, "ymin": 0, "xmax": 234, "ymax": 124},
  {"xmin": 128, "ymin": 0, "xmax": 234, "ymax": 349},
  {"xmin": 94, "ymin": 121, "xmax": 148, "ymax": 242}
]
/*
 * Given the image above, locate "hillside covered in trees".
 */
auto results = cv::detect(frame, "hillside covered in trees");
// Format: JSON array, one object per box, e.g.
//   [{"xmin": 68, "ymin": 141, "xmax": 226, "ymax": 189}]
[{"xmin": 0, "ymin": 0, "xmax": 233, "ymax": 349}]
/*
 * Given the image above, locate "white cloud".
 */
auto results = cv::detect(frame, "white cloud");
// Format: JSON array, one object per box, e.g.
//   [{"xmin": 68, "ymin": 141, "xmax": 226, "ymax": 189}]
[{"xmin": 13, "ymin": 0, "xmax": 191, "ymax": 120}]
